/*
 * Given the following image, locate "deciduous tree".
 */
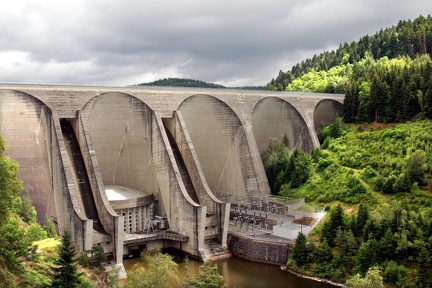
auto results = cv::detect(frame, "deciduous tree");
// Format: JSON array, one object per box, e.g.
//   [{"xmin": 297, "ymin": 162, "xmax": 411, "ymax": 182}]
[
  {"xmin": 345, "ymin": 266, "xmax": 385, "ymax": 288},
  {"xmin": 126, "ymin": 250, "xmax": 179, "ymax": 288},
  {"xmin": 184, "ymin": 262, "xmax": 226, "ymax": 288},
  {"xmin": 0, "ymin": 136, "xmax": 23, "ymax": 226}
]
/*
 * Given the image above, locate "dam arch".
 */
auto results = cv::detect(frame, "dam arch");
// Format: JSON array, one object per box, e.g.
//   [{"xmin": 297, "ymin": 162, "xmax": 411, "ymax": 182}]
[
  {"xmin": 179, "ymin": 94, "xmax": 252, "ymax": 204},
  {"xmin": 0, "ymin": 90, "xmax": 54, "ymax": 223},
  {"xmin": 81, "ymin": 92, "xmax": 158, "ymax": 196},
  {"xmin": 313, "ymin": 99, "xmax": 344, "ymax": 131},
  {"xmin": 252, "ymin": 97, "xmax": 314, "ymax": 154}
]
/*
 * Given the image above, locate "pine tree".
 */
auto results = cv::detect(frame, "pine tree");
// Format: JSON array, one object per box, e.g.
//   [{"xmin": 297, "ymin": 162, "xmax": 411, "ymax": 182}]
[
  {"xmin": 51, "ymin": 230, "xmax": 81, "ymax": 288},
  {"xmin": 354, "ymin": 241, "xmax": 378, "ymax": 276},
  {"xmin": 292, "ymin": 232, "xmax": 308, "ymax": 265},
  {"xmin": 378, "ymin": 228, "xmax": 395, "ymax": 261},
  {"xmin": 417, "ymin": 246, "xmax": 431, "ymax": 287},
  {"xmin": 322, "ymin": 204, "xmax": 345, "ymax": 247},
  {"xmin": 329, "ymin": 116, "xmax": 344, "ymax": 138},
  {"xmin": 316, "ymin": 239, "xmax": 333, "ymax": 263},
  {"xmin": 356, "ymin": 203, "xmax": 369, "ymax": 237}
]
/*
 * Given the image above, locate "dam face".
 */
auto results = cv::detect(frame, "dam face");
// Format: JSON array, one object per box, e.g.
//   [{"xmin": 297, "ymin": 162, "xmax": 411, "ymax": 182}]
[{"xmin": 0, "ymin": 84, "xmax": 343, "ymax": 264}]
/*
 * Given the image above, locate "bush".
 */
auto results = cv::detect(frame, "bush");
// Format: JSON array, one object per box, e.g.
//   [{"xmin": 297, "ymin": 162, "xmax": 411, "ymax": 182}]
[
  {"xmin": 346, "ymin": 175, "xmax": 366, "ymax": 196},
  {"xmin": 26, "ymin": 223, "xmax": 48, "ymax": 242},
  {"xmin": 78, "ymin": 245, "xmax": 107, "ymax": 268},
  {"xmin": 383, "ymin": 261, "xmax": 408, "ymax": 287}
]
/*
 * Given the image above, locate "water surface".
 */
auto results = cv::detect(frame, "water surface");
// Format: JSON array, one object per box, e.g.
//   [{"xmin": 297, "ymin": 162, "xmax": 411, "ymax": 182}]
[{"xmin": 123, "ymin": 253, "xmax": 335, "ymax": 288}]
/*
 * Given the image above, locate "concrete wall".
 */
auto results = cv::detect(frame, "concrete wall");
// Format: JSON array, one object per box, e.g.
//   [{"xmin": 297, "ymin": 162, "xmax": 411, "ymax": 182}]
[
  {"xmin": 151, "ymin": 114, "xmax": 206, "ymax": 257},
  {"xmin": 228, "ymin": 234, "xmax": 290, "ymax": 265},
  {"xmin": 79, "ymin": 92, "xmax": 206, "ymax": 257},
  {"xmin": 0, "ymin": 90, "xmax": 54, "ymax": 223},
  {"xmin": 80, "ymin": 93, "xmax": 159, "ymax": 196},
  {"xmin": 179, "ymin": 95, "xmax": 252, "ymax": 204},
  {"xmin": 164, "ymin": 111, "xmax": 230, "ymax": 245},
  {"xmin": 51, "ymin": 112, "xmax": 95, "ymax": 251},
  {"xmin": 0, "ymin": 84, "xmax": 344, "ymax": 261}
]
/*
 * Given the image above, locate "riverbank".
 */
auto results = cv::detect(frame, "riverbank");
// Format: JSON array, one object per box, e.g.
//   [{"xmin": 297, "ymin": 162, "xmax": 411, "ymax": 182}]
[{"xmin": 280, "ymin": 266, "xmax": 344, "ymax": 287}]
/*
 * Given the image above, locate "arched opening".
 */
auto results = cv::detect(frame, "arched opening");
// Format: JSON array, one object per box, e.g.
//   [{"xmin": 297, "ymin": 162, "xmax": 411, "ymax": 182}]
[
  {"xmin": 81, "ymin": 92, "xmax": 158, "ymax": 195},
  {"xmin": 252, "ymin": 97, "xmax": 313, "ymax": 153},
  {"xmin": 313, "ymin": 99, "xmax": 343, "ymax": 131},
  {"xmin": 179, "ymin": 94, "xmax": 248, "ymax": 204}
]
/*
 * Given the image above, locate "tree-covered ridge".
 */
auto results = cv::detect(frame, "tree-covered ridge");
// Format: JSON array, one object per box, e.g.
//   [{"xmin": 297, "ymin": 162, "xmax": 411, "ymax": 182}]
[
  {"xmin": 279, "ymin": 54, "xmax": 432, "ymax": 123},
  {"xmin": 279, "ymin": 120, "xmax": 432, "ymax": 286},
  {"xmin": 136, "ymin": 78, "xmax": 226, "ymax": 88},
  {"xmin": 344, "ymin": 54, "xmax": 432, "ymax": 123},
  {"xmin": 136, "ymin": 77, "xmax": 265, "ymax": 90},
  {"xmin": 266, "ymin": 15, "xmax": 432, "ymax": 91}
]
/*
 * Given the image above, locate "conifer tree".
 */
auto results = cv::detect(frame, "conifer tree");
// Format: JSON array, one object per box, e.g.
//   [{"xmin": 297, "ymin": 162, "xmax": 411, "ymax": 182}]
[
  {"xmin": 322, "ymin": 204, "xmax": 345, "ymax": 247},
  {"xmin": 292, "ymin": 232, "xmax": 308, "ymax": 265},
  {"xmin": 51, "ymin": 230, "xmax": 81, "ymax": 288},
  {"xmin": 355, "ymin": 203, "xmax": 369, "ymax": 237},
  {"xmin": 316, "ymin": 239, "xmax": 333, "ymax": 263},
  {"xmin": 378, "ymin": 228, "xmax": 395, "ymax": 261},
  {"xmin": 417, "ymin": 246, "xmax": 431, "ymax": 287},
  {"xmin": 354, "ymin": 242, "xmax": 373, "ymax": 276}
]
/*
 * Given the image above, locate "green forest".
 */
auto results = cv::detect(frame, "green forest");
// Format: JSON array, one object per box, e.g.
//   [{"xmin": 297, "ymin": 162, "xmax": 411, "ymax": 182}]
[
  {"xmin": 266, "ymin": 15, "xmax": 432, "ymax": 123},
  {"xmin": 261, "ymin": 14, "xmax": 432, "ymax": 287},
  {"xmin": 136, "ymin": 77, "xmax": 265, "ymax": 90},
  {"xmin": 263, "ymin": 120, "xmax": 432, "ymax": 286}
]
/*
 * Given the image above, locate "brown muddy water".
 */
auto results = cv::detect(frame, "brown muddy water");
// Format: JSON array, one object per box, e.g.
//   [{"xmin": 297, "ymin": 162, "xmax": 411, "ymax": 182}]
[{"xmin": 122, "ymin": 250, "xmax": 336, "ymax": 288}]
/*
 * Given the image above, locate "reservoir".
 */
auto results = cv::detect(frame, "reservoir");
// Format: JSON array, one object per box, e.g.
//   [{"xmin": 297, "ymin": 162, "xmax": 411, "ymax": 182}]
[{"xmin": 123, "ymin": 252, "xmax": 336, "ymax": 288}]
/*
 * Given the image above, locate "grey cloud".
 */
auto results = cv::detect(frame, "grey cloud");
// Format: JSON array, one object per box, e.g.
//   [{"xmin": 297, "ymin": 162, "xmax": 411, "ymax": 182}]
[{"xmin": 1, "ymin": 0, "xmax": 432, "ymax": 86}]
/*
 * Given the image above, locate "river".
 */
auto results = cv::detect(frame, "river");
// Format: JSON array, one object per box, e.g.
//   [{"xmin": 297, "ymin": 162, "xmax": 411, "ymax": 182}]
[{"xmin": 122, "ymin": 251, "xmax": 336, "ymax": 288}]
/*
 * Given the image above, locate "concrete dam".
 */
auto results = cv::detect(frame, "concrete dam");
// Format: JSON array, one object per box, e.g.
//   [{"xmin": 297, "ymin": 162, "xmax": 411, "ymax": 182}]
[{"xmin": 0, "ymin": 84, "xmax": 343, "ymax": 266}]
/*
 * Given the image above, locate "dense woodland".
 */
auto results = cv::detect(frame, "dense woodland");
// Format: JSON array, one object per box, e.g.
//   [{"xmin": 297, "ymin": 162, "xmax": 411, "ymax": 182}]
[
  {"xmin": 267, "ymin": 15, "xmax": 432, "ymax": 124},
  {"xmin": 262, "ymin": 120, "xmax": 432, "ymax": 286}
]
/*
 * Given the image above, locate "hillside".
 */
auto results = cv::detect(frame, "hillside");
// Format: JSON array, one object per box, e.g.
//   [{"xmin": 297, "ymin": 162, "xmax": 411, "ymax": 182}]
[
  {"xmin": 266, "ymin": 120, "xmax": 432, "ymax": 286},
  {"xmin": 266, "ymin": 15, "xmax": 432, "ymax": 91},
  {"xmin": 265, "ymin": 15, "xmax": 432, "ymax": 125},
  {"xmin": 135, "ymin": 77, "xmax": 265, "ymax": 90},
  {"xmin": 136, "ymin": 78, "xmax": 226, "ymax": 88}
]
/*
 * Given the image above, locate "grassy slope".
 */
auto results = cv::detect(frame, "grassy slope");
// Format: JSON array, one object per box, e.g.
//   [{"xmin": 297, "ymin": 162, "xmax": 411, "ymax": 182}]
[{"xmin": 280, "ymin": 120, "xmax": 432, "ymax": 212}]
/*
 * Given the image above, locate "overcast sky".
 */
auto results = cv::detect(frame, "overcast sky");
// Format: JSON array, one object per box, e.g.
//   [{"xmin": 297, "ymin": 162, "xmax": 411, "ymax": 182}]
[{"xmin": 1, "ymin": 1, "xmax": 431, "ymax": 87}]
